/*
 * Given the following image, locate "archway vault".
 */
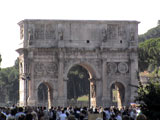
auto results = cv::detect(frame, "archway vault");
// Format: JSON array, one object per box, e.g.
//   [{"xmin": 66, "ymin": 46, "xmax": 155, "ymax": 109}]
[
  {"xmin": 109, "ymin": 80, "xmax": 127, "ymax": 89},
  {"xmin": 36, "ymin": 81, "xmax": 54, "ymax": 90},
  {"xmin": 64, "ymin": 61, "xmax": 101, "ymax": 81}
]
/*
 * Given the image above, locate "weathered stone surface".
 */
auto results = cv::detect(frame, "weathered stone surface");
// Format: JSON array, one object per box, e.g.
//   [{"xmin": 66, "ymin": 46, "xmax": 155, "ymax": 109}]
[{"xmin": 17, "ymin": 19, "xmax": 139, "ymax": 108}]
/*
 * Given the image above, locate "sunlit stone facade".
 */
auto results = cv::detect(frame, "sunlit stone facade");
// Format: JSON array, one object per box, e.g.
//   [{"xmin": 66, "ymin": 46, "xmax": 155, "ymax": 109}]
[{"xmin": 17, "ymin": 19, "xmax": 139, "ymax": 107}]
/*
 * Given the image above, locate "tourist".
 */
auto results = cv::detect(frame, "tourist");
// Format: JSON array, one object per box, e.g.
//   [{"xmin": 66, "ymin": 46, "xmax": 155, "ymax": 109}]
[
  {"xmin": 15, "ymin": 107, "xmax": 25, "ymax": 120},
  {"xmin": 31, "ymin": 109, "xmax": 38, "ymax": 120},
  {"xmin": 25, "ymin": 113, "xmax": 33, "ymax": 120},
  {"xmin": 7, "ymin": 109, "xmax": 16, "ymax": 120},
  {"xmin": 67, "ymin": 111, "xmax": 76, "ymax": 120},
  {"xmin": 130, "ymin": 109, "xmax": 137, "ymax": 120},
  {"xmin": 43, "ymin": 107, "xmax": 49, "ymax": 120},
  {"xmin": 59, "ymin": 110, "xmax": 67, "ymax": 120},
  {"xmin": 104, "ymin": 107, "xmax": 111, "ymax": 120},
  {"xmin": 56, "ymin": 107, "xmax": 62, "ymax": 120},
  {"xmin": 115, "ymin": 111, "xmax": 122, "ymax": 120}
]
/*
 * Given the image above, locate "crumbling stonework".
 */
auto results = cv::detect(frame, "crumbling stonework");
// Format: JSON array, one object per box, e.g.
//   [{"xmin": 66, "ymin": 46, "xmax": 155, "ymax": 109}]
[{"xmin": 17, "ymin": 19, "xmax": 139, "ymax": 107}]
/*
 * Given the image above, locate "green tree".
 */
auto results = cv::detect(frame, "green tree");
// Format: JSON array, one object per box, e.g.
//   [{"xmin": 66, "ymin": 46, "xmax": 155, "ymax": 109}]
[
  {"xmin": 139, "ymin": 24, "xmax": 160, "ymax": 42},
  {"xmin": 135, "ymin": 77, "xmax": 160, "ymax": 119},
  {"xmin": 0, "ymin": 58, "xmax": 19, "ymax": 104},
  {"xmin": 138, "ymin": 37, "xmax": 160, "ymax": 72}
]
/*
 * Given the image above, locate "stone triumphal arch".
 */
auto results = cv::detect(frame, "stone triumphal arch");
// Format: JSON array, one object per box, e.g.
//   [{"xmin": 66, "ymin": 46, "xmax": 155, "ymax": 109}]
[{"xmin": 17, "ymin": 19, "xmax": 139, "ymax": 107}]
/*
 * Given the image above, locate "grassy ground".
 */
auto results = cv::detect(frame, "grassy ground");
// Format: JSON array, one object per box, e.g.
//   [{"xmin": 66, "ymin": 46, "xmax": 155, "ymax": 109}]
[{"xmin": 77, "ymin": 95, "xmax": 89, "ymax": 101}]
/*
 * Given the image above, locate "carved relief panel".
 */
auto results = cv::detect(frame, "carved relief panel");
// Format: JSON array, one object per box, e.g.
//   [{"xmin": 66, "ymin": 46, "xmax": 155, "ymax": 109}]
[
  {"xmin": 118, "ymin": 25, "xmax": 127, "ymax": 40},
  {"xmin": 34, "ymin": 24, "xmax": 45, "ymax": 40},
  {"xmin": 28, "ymin": 24, "xmax": 57, "ymax": 43},
  {"xmin": 107, "ymin": 24, "xmax": 118, "ymax": 40},
  {"xmin": 102, "ymin": 24, "xmax": 119, "ymax": 42},
  {"xmin": 34, "ymin": 62, "xmax": 58, "ymax": 78},
  {"xmin": 45, "ymin": 24, "xmax": 56, "ymax": 40},
  {"xmin": 118, "ymin": 62, "xmax": 129, "ymax": 74},
  {"xmin": 107, "ymin": 62, "xmax": 117, "ymax": 74}
]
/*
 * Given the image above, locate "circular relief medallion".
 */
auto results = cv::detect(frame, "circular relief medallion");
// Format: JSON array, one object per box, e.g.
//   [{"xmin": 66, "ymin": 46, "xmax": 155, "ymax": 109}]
[
  {"xmin": 118, "ymin": 62, "xmax": 128, "ymax": 73},
  {"xmin": 34, "ymin": 62, "xmax": 45, "ymax": 74},
  {"xmin": 107, "ymin": 62, "xmax": 117, "ymax": 74}
]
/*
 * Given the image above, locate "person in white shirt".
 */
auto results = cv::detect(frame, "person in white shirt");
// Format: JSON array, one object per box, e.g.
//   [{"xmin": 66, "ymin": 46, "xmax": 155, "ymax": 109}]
[
  {"xmin": 104, "ymin": 108, "xmax": 111, "ymax": 120},
  {"xmin": 15, "ymin": 107, "xmax": 26, "ymax": 120},
  {"xmin": 59, "ymin": 110, "xmax": 67, "ymax": 120}
]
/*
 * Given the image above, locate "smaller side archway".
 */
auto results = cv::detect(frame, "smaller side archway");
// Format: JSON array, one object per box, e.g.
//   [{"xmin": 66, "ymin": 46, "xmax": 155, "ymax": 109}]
[
  {"xmin": 37, "ymin": 82, "xmax": 53, "ymax": 108},
  {"xmin": 110, "ymin": 82, "xmax": 125, "ymax": 108}
]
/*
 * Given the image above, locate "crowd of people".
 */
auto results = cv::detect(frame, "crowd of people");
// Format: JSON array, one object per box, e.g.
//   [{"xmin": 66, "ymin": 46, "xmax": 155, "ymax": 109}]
[{"xmin": 0, "ymin": 105, "xmax": 147, "ymax": 120}]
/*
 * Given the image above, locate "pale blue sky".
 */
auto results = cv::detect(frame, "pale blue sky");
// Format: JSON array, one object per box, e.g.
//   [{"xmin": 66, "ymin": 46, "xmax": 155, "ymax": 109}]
[{"xmin": 0, "ymin": 0, "xmax": 160, "ymax": 68}]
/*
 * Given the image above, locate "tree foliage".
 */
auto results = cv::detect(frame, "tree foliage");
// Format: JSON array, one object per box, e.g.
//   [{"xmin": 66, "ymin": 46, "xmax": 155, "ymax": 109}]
[
  {"xmin": 135, "ymin": 78, "xmax": 160, "ymax": 119},
  {"xmin": 137, "ymin": 22, "xmax": 160, "ymax": 119},
  {"xmin": 0, "ymin": 58, "xmax": 19, "ymax": 104},
  {"xmin": 139, "ymin": 24, "xmax": 160, "ymax": 42},
  {"xmin": 138, "ymin": 37, "xmax": 160, "ymax": 72},
  {"xmin": 67, "ymin": 65, "xmax": 90, "ymax": 100}
]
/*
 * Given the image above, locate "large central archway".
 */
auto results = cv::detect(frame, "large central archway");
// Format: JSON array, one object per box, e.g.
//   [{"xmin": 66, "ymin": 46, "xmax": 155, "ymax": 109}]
[{"xmin": 66, "ymin": 63, "xmax": 98, "ymax": 107}]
